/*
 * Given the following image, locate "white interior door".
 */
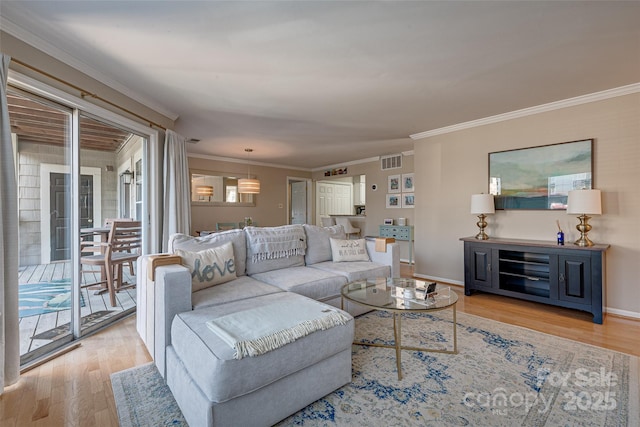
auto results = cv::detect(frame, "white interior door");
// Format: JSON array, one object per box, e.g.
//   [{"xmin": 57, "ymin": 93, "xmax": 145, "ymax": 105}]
[
  {"xmin": 290, "ymin": 181, "xmax": 307, "ymax": 224},
  {"xmin": 316, "ymin": 182, "xmax": 334, "ymax": 225},
  {"xmin": 334, "ymin": 183, "xmax": 353, "ymax": 214}
]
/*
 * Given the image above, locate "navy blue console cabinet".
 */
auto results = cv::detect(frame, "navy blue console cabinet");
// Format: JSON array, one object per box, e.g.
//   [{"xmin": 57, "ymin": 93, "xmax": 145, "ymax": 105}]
[{"xmin": 461, "ymin": 237, "xmax": 609, "ymax": 324}]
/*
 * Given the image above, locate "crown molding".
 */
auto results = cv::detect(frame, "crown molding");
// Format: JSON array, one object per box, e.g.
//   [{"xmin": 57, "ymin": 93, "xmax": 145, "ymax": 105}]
[
  {"xmin": 1, "ymin": 16, "xmax": 180, "ymax": 121},
  {"xmin": 188, "ymin": 150, "xmax": 416, "ymax": 173},
  {"xmin": 312, "ymin": 156, "xmax": 379, "ymax": 172},
  {"xmin": 187, "ymin": 153, "xmax": 312, "ymax": 172},
  {"xmin": 312, "ymin": 150, "xmax": 414, "ymax": 172},
  {"xmin": 410, "ymin": 83, "xmax": 640, "ymax": 140}
]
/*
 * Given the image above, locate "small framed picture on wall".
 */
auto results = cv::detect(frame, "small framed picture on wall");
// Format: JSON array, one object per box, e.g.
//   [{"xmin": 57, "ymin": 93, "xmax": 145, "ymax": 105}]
[
  {"xmin": 388, "ymin": 175, "xmax": 401, "ymax": 193},
  {"xmin": 386, "ymin": 194, "xmax": 401, "ymax": 208},
  {"xmin": 402, "ymin": 173, "xmax": 414, "ymax": 192},
  {"xmin": 402, "ymin": 193, "xmax": 415, "ymax": 208}
]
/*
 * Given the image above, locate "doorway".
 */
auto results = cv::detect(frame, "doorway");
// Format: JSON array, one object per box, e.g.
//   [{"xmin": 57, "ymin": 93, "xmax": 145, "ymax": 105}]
[
  {"xmin": 49, "ymin": 172, "xmax": 94, "ymax": 261},
  {"xmin": 8, "ymin": 82, "xmax": 154, "ymax": 366},
  {"xmin": 287, "ymin": 177, "xmax": 312, "ymax": 225},
  {"xmin": 40, "ymin": 164, "xmax": 102, "ymax": 264}
]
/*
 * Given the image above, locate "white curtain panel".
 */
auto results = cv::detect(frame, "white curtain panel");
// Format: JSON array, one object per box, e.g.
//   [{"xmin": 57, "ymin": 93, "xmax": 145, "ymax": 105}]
[
  {"xmin": 162, "ymin": 130, "xmax": 191, "ymax": 251},
  {"xmin": 150, "ymin": 128, "xmax": 166, "ymax": 253},
  {"xmin": 0, "ymin": 53, "xmax": 20, "ymax": 393}
]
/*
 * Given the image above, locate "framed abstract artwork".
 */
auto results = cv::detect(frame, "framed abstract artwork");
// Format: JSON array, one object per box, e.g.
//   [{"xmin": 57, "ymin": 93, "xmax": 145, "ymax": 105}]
[
  {"xmin": 402, "ymin": 173, "xmax": 414, "ymax": 192},
  {"xmin": 388, "ymin": 175, "xmax": 401, "ymax": 193},
  {"xmin": 489, "ymin": 139, "xmax": 593, "ymax": 210},
  {"xmin": 402, "ymin": 193, "xmax": 415, "ymax": 208},
  {"xmin": 386, "ymin": 194, "xmax": 401, "ymax": 208}
]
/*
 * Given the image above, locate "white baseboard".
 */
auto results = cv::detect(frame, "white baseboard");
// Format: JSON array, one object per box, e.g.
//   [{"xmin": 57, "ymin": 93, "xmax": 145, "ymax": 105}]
[
  {"xmin": 411, "ymin": 272, "xmax": 464, "ymax": 287},
  {"xmin": 605, "ymin": 307, "xmax": 640, "ymax": 320},
  {"xmin": 408, "ymin": 267, "xmax": 640, "ymax": 320},
  {"xmin": 413, "ymin": 264, "xmax": 640, "ymax": 319}
]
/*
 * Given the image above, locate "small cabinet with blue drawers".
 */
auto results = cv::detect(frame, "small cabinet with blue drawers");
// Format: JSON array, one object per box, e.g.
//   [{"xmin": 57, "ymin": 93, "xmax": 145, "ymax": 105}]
[{"xmin": 379, "ymin": 225, "xmax": 414, "ymax": 265}]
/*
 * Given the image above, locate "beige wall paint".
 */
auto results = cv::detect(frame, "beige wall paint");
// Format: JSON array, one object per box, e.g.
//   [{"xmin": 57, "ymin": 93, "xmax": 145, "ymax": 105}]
[
  {"xmin": 311, "ymin": 153, "xmax": 415, "ymax": 261},
  {"xmin": 188, "ymin": 156, "xmax": 311, "ymax": 235},
  {"xmin": 413, "ymin": 93, "xmax": 640, "ymax": 317}
]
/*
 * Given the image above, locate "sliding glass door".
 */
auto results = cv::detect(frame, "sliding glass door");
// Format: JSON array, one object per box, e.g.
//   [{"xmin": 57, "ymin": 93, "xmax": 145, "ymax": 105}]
[
  {"xmin": 9, "ymin": 88, "xmax": 75, "ymax": 362},
  {"xmin": 9, "ymin": 80, "xmax": 151, "ymax": 366}
]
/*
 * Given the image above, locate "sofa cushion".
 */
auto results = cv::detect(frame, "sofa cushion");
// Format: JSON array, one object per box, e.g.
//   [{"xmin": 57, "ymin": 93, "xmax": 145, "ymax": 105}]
[
  {"xmin": 310, "ymin": 260, "xmax": 391, "ymax": 282},
  {"xmin": 171, "ymin": 292, "xmax": 354, "ymax": 403},
  {"xmin": 175, "ymin": 242, "xmax": 236, "ymax": 292},
  {"xmin": 191, "ymin": 275, "xmax": 283, "ymax": 310},
  {"xmin": 330, "ymin": 238, "xmax": 370, "ymax": 262},
  {"xmin": 251, "ymin": 266, "xmax": 348, "ymax": 302},
  {"xmin": 169, "ymin": 230, "xmax": 247, "ymax": 276},
  {"xmin": 245, "ymin": 225, "xmax": 306, "ymax": 275},
  {"xmin": 303, "ymin": 224, "xmax": 346, "ymax": 265}
]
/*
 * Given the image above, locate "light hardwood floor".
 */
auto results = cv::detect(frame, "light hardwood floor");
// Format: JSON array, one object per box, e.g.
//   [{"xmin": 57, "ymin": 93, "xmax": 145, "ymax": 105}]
[{"xmin": 2, "ymin": 265, "xmax": 639, "ymax": 426}]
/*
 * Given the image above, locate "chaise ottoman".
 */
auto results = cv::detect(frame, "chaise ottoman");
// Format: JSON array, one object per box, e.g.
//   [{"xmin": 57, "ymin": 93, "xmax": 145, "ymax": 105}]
[{"xmin": 165, "ymin": 292, "xmax": 355, "ymax": 427}]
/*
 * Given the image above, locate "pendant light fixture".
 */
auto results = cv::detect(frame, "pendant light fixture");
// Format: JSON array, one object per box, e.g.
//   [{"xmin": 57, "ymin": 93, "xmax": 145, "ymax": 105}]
[{"xmin": 238, "ymin": 148, "xmax": 261, "ymax": 194}]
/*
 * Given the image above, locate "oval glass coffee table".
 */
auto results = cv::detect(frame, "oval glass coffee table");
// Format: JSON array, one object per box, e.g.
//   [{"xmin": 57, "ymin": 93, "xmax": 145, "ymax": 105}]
[{"xmin": 341, "ymin": 277, "xmax": 458, "ymax": 380}]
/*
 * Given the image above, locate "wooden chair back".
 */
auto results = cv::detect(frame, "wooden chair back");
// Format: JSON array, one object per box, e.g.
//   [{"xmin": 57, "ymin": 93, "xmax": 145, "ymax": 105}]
[
  {"xmin": 105, "ymin": 221, "xmax": 142, "ymax": 261},
  {"xmin": 104, "ymin": 217, "xmax": 134, "ymax": 227}
]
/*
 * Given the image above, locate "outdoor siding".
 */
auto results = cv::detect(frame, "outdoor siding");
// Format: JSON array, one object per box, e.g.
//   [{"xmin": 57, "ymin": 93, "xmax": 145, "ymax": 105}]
[{"xmin": 17, "ymin": 141, "xmax": 118, "ymax": 267}]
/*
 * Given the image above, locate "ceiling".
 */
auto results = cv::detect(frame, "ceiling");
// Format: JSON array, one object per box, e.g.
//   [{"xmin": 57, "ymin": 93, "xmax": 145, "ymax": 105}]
[
  {"xmin": 7, "ymin": 92, "xmax": 132, "ymax": 152},
  {"xmin": 2, "ymin": 1, "xmax": 639, "ymax": 169}
]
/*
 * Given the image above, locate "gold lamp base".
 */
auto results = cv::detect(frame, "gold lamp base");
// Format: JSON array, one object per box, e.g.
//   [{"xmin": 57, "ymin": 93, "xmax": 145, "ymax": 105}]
[
  {"xmin": 574, "ymin": 214, "xmax": 594, "ymax": 247},
  {"xmin": 475, "ymin": 214, "xmax": 489, "ymax": 240}
]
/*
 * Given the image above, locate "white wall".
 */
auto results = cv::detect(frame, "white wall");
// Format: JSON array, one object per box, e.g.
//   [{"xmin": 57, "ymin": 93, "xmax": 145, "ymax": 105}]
[{"xmin": 413, "ymin": 93, "xmax": 640, "ymax": 317}]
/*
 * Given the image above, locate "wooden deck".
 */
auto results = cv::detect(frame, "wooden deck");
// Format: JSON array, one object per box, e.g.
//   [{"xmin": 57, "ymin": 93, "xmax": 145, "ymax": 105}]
[{"xmin": 18, "ymin": 261, "xmax": 137, "ymax": 362}]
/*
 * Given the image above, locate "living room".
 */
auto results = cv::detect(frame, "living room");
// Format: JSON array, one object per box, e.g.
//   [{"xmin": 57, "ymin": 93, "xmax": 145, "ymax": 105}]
[{"xmin": 1, "ymin": 2, "xmax": 639, "ymax": 426}]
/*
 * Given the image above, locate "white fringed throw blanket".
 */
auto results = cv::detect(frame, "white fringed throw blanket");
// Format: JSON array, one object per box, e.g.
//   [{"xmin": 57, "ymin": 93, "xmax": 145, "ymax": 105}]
[
  {"xmin": 206, "ymin": 300, "xmax": 351, "ymax": 360},
  {"xmin": 245, "ymin": 225, "xmax": 306, "ymax": 262}
]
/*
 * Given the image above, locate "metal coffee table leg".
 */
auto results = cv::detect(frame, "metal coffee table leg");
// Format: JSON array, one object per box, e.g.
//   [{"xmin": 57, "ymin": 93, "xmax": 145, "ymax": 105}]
[{"xmin": 394, "ymin": 313, "xmax": 403, "ymax": 380}]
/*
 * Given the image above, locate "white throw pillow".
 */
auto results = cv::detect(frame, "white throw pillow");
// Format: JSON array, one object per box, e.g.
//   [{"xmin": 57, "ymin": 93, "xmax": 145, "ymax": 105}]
[
  {"xmin": 329, "ymin": 238, "xmax": 370, "ymax": 262},
  {"xmin": 175, "ymin": 241, "xmax": 237, "ymax": 292}
]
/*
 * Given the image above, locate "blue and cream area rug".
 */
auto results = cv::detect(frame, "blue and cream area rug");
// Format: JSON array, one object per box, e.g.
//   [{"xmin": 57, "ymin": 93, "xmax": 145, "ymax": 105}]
[{"xmin": 111, "ymin": 311, "xmax": 639, "ymax": 426}]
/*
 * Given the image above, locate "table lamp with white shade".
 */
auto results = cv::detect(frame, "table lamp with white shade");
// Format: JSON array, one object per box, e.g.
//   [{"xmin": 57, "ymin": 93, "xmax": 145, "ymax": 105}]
[
  {"xmin": 566, "ymin": 189, "xmax": 602, "ymax": 247},
  {"xmin": 470, "ymin": 194, "xmax": 495, "ymax": 240}
]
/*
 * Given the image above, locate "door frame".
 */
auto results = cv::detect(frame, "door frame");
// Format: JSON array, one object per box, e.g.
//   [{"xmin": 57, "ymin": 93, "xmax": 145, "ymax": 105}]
[
  {"xmin": 40, "ymin": 164, "xmax": 102, "ymax": 264},
  {"xmin": 286, "ymin": 177, "xmax": 312, "ymax": 225},
  {"xmin": 10, "ymin": 70, "xmax": 160, "ymax": 255}
]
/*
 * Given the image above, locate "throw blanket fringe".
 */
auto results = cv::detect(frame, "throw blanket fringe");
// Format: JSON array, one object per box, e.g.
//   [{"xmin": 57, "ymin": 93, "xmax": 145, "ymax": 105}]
[
  {"xmin": 235, "ymin": 311, "xmax": 349, "ymax": 359},
  {"xmin": 245, "ymin": 225, "xmax": 306, "ymax": 262},
  {"xmin": 206, "ymin": 299, "xmax": 351, "ymax": 360}
]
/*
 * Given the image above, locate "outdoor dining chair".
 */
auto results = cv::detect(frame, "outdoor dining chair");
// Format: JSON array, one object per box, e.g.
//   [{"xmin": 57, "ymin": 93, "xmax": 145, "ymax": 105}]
[
  {"xmin": 80, "ymin": 220, "xmax": 142, "ymax": 307},
  {"xmin": 104, "ymin": 218, "xmax": 136, "ymax": 275}
]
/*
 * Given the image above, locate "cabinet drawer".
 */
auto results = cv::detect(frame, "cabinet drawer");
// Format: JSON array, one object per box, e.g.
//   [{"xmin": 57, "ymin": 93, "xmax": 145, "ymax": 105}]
[
  {"xmin": 379, "ymin": 225, "xmax": 413, "ymax": 240},
  {"xmin": 380, "ymin": 229, "xmax": 410, "ymax": 239}
]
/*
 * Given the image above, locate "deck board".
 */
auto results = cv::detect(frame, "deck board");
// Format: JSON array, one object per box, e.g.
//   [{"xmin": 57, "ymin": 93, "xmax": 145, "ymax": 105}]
[{"xmin": 19, "ymin": 261, "xmax": 137, "ymax": 360}]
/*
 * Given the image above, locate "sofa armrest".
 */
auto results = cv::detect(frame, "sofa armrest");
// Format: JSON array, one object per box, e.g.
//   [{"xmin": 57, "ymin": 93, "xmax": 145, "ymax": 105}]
[
  {"xmin": 136, "ymin": 255, "xmax": 192, "ymax": 379},
  {"xmin": 154, "ymin": 264, "xmax": 192, "ymax": 378},
  {"xmin": 365, "ymin": 240, "xmax": 400, "ymax": 278}
]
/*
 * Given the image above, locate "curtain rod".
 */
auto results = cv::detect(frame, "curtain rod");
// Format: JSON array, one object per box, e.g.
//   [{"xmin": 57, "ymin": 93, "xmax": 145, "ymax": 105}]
[{"xmin": 11, "ymin": 58, "xmax": 167, "ymax": 131}]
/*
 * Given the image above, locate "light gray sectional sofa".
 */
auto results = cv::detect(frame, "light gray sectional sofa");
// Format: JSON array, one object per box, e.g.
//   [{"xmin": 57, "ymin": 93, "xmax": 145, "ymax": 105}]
[{"xmin": 136, "ymin": 224, "xmax": 399, "ymax": 427}]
